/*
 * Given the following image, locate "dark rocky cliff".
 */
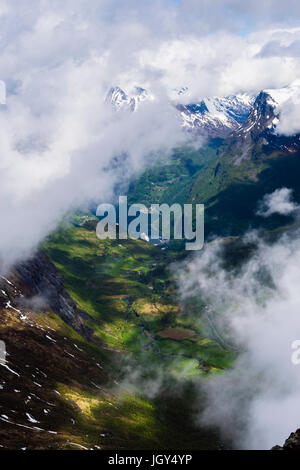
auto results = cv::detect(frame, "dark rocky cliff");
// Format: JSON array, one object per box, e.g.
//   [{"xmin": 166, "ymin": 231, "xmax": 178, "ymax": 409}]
[
  {"xmin": 15, "ymin": 253, "xmax": 94, "ymax": 340},
  {"xmin": 272, "ymin": 429, "xmax": 300, "ymax": 450}
]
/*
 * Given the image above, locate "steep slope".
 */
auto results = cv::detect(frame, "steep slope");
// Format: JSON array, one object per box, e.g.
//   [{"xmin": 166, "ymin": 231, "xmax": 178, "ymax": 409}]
[
  {"xmin": 0, "ymin": 226, "xmax": 228, "ymax": 450},
  {"xmin": 229, "ymin": 83, "xmax": 300, "ymax": 154},
  {"xmin": 272, "ymin": 429, "xmax": 300, "ymax": 450},
  {"xmin": 0, "ymin": 261, "xmax": 115, "ymax": 450},
  {"xmin": 177, "ymin": 93, "xmax": 254, "ymax": 137},
  {"xmin": 187, "ymin": 85, "xmax": 300, "ymax": 235}
]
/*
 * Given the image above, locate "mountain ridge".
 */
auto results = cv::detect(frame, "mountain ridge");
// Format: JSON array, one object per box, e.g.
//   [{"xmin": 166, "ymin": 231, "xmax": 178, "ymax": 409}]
[{"xmin": 107, "ymin": 83, "xmax": 300, "ymax": 141}]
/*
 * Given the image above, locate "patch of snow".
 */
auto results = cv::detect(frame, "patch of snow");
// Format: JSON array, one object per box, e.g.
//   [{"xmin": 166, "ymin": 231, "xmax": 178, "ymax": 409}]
[
  {"xmin": 5, "ymin": 300, "xmax": 22, "ymax": 314},
  {"xmin": 45, "ymin": 335, "xmax": 56, "ymax": 343},
  {"xmin": 26, "ymin": 413, "xmax": 39, "ymax": 424},
  {"xmin": 0, "ymin": 276, "xmax": 14, "ymax": 286},
  {"xmin": 0, "ymin": 363, "xmax": 20, "ymax": 377},
  {"xmin": 140, "ymin": 232, "xmax": 150, "ymax": 242}
]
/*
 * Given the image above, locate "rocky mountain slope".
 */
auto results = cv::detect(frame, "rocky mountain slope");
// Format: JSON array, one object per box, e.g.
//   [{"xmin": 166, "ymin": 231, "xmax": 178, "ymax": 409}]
[
  {"xmin": 229, "ymin": 84, "xmax": 300, "ymax": 156},
  {"xmin": 177, "ymin": 93, "xmax": 254, "ymax": 137},
  {"xmin": 272, "ymin": 429, "xmax": 300, "ymax": 450},
  {"xmin": 0, "ymin": 256, "xmax": 114, "ymax": 450},
  {"xmin": 107, "ymin": 83, "xmax": 300, "ymax": 142},
  {"xmin": 0, "ymin": 226, "xmax": 226, "ymax": 450}
]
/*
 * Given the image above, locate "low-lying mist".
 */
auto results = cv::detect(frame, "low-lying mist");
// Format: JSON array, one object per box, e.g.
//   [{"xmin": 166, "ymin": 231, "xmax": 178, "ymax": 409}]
[{"xmin": 177, "ymin": 206, "xmax": 300, "ymax": 449}]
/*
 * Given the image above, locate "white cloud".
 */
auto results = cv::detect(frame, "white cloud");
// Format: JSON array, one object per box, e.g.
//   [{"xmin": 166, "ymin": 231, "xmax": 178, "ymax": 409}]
[
  {"xmin": 139, "ymin": 27, "xmax": 300, "ymax": 102},
  {"xmin": 276, "ymin": 97, "xmax": 300, "ymax": 135},
  {"xmin": 177, "ymin": 227, "xmax": 300, "ymax": 449},
  {"xmin": 257, "ymin": 188, "xmax": 299, "ymax": 217},
  {"xmin": 0, "ymin": 1, "xmax": 189, "ymax": 269}
]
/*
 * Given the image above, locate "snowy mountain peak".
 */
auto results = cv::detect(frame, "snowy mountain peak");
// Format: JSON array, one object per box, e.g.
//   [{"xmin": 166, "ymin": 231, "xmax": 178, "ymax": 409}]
[
  {"xmin": 107, "ymin": 85, "xmax": 254, "ymax": 137},
  {"xmin": 236, "ymin": 83, "xmax": 300, "ymax": 139},
  {"xmin": 106, "ymin": 83, "xmax": 300, "ymax": 140},
  {"xmin": 106, "ymin": 86, "xmax": 153, "ymax": 112},
  {"xmin": 178, "ymin": 93, "xmax": 255, "ymax": 137}
]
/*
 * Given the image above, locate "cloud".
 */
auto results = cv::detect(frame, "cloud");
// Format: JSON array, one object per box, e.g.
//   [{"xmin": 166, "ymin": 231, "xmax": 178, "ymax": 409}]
[
  {"xmin": 140, "ymin": 31, "xmax": 300, "ymax": 101},
  {"xmin": 0, "ymin": 1, "xmax": 190, "ymax": 269},
  {"xmin": 276, "ymin": 97, "xmax": 300, "ymax": 135},
  {"xmin": 258, "ymin": 39, "xmax": 300, "ymax": 58},
  {"xmin": 17, "ymin": 294, "xmax": 49, "ymax": 312},
  {"xmin": 257, "ymin": 188, "xmax": 299, "ymax": 217},
  {"xmin": 177, "ymin": 223, "xmax": 300, "ymax": 449}
]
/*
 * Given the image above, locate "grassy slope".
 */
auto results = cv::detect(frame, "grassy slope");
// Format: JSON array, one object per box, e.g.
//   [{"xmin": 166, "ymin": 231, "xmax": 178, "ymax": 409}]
[
  {"xmin": 35, "ymin": 220, "xmax": 236, "ymax": 449},
  {"xmin": 0, "ymin": 245, "xmax": 226, "ymax": 450},
  {"xmin": 127, "ymin": 144, "xmax": 220, "ymax": 207},
  {"xmin": 190, "ymin": 143, "xmax": 300, "ymax": 235},
  {"xmin": 129, "ymin": 140, "xmax": 300, "ymax": 238},
  {"xmin": 0, "ymin": 299, "xmax": 221, "ymax": 450}
]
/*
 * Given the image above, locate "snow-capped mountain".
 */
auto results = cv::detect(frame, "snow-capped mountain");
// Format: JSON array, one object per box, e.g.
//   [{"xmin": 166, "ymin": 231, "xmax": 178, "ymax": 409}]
[
  {"xmin": 236, "ymin": 90, "xmax": 276, "ymax": 138},
  {"xmin": 106, "ymin": 85, "xmax": 255, "ymax": 138},
  {"xmin": 106, "ymin": 86, "xmax": 153, "ymax": 112},
  {"xmin": 237, "ymin": 84, "xmax": 299, "ymax": 134},
  {"xmin": 230, "ymin": 83, "xmax": 300, "ymax": 156},
  {"xmin": 106, "ymin": 83, "xmax": 300, "ymax": 142},
  {"xmin": 177, "ymin": 93, "xmax": 255, "ymax": 137}
]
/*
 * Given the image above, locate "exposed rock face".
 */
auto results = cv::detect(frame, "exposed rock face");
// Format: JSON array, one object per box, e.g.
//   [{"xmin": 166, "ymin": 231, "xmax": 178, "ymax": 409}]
[
  {"xmin": 178, "ymin": 93, "xmax": 254, "ymax": 137},
  {"xmin": 0, "ymin": 257, "xmax": 111, "ymax": 450},
  {"xmin": 230, "ymin": 90, "xmax": 300, "ymax": 152},
  {"xmin": 235, "ymin": 91, "xmax": 276, "ymax": 141},
  {"xmin": 272, "ymin": 429, "xmax": 300, "ymax": 450},
  {"xmin": 15, "ymin": 253, "xmax": 94, "ymax": 341}
]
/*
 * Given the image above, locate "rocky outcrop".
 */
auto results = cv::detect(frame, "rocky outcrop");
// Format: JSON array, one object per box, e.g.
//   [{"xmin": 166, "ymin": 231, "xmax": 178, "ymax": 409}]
[
  {"xmin": 272, "ymin": 429, "xmax": 300, "ymax": 450},
  {"xmin": 15, "ymin": 253, "xmax": 94, "ymax": 341},
  {"xmin": 229, "ymin": 88, "xmax": 300, "ymax": 156}
]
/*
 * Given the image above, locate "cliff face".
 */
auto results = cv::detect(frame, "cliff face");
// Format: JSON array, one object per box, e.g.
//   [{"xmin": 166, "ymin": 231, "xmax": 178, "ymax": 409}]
[
  {"xmin": 272, "ymin": 430, "xmax": 300, "ymax": 450},
  {"xmin": 15, "ymin": 253, "xmax": 94, "ymax": 341}
]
